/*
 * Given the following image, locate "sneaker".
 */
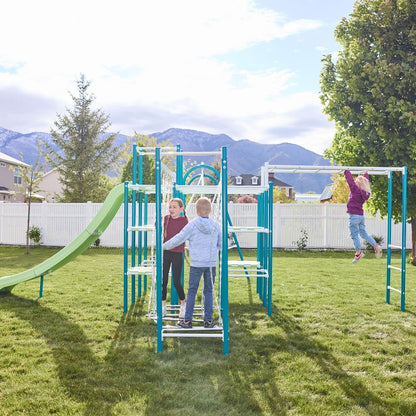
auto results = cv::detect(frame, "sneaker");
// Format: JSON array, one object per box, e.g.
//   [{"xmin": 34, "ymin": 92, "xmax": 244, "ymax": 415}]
[
  {"xmin": 374, "ymin": 244, "xmax": 383, "ymax": 259},
  {"xmin": 204, "ymin": 320, "xmax": 216, "ymax": 328},
  {"xmin": 352, "ymin": 251, "xmax": 365, "ymax": 263},
  {"xmin": 177, "ymin": 320, "xmax": 192, "ymax": 328},
  {"xmin": 162, "ymin": 305, "xmax": 167, "ymax": 316},
  {"xmin": 179, "ymin": 303, "xmax": 186, "ymax": 319}
]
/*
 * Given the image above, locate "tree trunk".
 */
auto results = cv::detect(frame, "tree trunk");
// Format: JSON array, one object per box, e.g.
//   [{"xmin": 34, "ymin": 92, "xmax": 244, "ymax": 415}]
[
  {"xmin": 26, "ymin": 198, "xmax": 31, "ymax": 255},
  {"xmin": 411, "ymin": 217, "xmax": 416, "ymax": 266}
]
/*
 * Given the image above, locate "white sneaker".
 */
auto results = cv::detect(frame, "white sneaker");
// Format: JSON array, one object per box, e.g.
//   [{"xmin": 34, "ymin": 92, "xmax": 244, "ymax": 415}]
[
  {"xmin": 374, "ymin": 244, "xmax": 383, "ymax": 259},
  {"xmin": 162, "ymin": 305, "xmax": 167, "ymax": 316},
  {"xmin": 352, "ymin": 251, "xmax": 365, "ymax": 263},
  {"xmin": 179, "ymin": 303, "xmax": 186, "ymax": 319}
]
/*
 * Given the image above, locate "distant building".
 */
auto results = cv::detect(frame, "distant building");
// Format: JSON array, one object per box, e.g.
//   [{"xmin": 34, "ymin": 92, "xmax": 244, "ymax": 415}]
[
  {"xmin": 38, "ymin": 168, "xmax": 63, "ymax": 202},
  {"xmin": 230, "ymin": 172, "xmax": 293, "ymax": 200},
  {"xmin": 319, "ymin": 185, "xmax": 333, "ymax": 203},
  {"xmin": 0, "ymin": 151, "xmax": 29, "ymax": 202}
]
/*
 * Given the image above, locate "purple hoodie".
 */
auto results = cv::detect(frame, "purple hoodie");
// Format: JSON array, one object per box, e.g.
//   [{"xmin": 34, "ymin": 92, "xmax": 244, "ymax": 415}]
[{"xmin": 345, "ymin": 170, "xmax": 370, "ymax": 216}]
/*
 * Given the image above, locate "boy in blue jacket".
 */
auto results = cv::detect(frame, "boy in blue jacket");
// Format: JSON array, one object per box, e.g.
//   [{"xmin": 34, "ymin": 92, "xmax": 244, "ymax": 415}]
[
  {"xmin": 345, "ymin": 169, "xmax": 382, "ymax": 263},
  {"xmin": 163, "ymin": 197, "xmax": 221, "ymax": 328}
]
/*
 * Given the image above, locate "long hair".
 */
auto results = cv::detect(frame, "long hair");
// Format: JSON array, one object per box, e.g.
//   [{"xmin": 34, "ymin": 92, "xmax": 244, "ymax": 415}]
[
  {"xmin": 355, "ymin": 176, "xmax": 371, "ymax": 195},
  {"xmin": 164, "ymin": 198, "xmax": 186, "ymax": 239}
]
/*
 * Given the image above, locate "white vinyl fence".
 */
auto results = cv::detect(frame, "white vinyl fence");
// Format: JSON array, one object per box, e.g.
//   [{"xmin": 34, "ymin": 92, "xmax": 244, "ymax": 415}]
[{"xmin": 0, "ymin": 202, "xmax": 411, "ymax": 249}]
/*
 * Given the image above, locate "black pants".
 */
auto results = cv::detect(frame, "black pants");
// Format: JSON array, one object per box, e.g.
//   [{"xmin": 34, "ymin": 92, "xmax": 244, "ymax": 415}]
[{"xmin": 162, "ymin": 250, "xmax": 185, "ymax": 301}]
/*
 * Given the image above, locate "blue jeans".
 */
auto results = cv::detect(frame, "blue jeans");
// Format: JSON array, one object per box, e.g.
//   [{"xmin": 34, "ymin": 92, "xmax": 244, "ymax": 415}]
[
  {"xmin": 348, "ymin": 214, "xmax": 376, "ymax": 251},
  {"xmin": 184, "ymin": 266, "xmax": 216, "ymax": 322}
]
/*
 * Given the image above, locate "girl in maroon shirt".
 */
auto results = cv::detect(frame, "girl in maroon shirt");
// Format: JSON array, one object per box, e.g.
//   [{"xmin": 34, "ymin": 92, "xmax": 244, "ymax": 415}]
[
  {"xmin": 162, "ymin": 198, "xmax": 188, "ymax": 317},
  {"xmin": 345, "ymin": 170, "xmax": 382, "ymax": 263}
]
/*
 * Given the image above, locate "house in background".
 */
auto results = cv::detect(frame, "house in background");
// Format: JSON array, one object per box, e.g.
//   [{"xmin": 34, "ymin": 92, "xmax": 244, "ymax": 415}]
[
  {"xmin": 38, "ymin": 168, "xmax": 63, "ymax": 202},
  {"xmin": 0, "ymin": 151, "xmax": 29, "ymax": 202},
  {"xmin": 230, "ymin": 172, "xmax": 294, "ymax": 200},
  {"xmin": 319, "ymin": 185, "xmax": 333, "ymax": 203}
]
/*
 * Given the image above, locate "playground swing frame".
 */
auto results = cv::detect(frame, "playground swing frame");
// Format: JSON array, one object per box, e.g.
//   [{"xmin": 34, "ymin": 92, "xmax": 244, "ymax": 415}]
[{"xmin": 262, "ymin": 164, "xmax": 408, "ymax": 312}]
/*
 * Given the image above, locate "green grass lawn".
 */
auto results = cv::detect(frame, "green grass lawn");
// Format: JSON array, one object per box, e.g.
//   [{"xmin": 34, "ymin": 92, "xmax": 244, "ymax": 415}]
[{"xmin": 0, "ymin": 246, "xmax": 415, "ymax": 416}]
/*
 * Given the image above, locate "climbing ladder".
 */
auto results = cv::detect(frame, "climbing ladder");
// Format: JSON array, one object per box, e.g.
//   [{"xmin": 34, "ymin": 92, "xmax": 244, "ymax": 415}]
[
  {"xmin": 386, "ymin": 167, "xmax": 408, "ymax": 311},
  {"xmin": 226, "ymin": 182, "xmax": 274, "ymax": 316}
]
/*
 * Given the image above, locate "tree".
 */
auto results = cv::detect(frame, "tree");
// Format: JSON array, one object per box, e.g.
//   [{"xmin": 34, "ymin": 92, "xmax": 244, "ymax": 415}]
[
  {"xmin": 329, "ymin": 174, "xmax": 349, "ymax": 203},
  {"xmin": 120, "ymin": 133, "xmax": 172, "ymax": 202},
  {"xmin": 273, "ymin": 186, "xmax": 294, "ymax": 203},
  {"xmin": 13, "ymin": 141, "xmax": 46, "ymax": 254},
  {"xmin": 320, "ymin": 0, "xmax": 416, "ymax": 264},
  {"xmin": 47, "ymin": 74, "xmax": 118, "ymax": 202}
]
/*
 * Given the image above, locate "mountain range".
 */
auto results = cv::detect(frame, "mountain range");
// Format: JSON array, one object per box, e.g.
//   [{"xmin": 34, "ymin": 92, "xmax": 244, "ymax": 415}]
[{"xmin": 0, "ymin": 126, "xmax": 332, "ymax": 193}]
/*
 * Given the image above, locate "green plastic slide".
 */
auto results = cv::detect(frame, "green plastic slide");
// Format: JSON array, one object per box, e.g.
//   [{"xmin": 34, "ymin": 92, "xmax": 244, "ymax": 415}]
[{"xmin": 0, "ymin": 182, "xmax": 125, "ymax": 293}]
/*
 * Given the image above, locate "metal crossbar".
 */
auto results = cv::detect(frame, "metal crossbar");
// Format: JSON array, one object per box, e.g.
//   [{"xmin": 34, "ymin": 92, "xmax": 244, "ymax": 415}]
[{"xmin": 266, "ymin": 165, "xmax": 405, "ymax": 175}]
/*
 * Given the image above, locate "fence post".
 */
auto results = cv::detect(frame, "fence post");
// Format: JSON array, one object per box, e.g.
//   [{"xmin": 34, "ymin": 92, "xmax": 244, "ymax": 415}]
[
  {"xmin": 323, "ymin": 202, "xmax": 328, "ymax": 248},
  {"xmin": 273, "ymin": 202, "xmax": 280, "ymax": 248},
  {"xmin": 86, "ymin": 201, "xmax": 93, "ymax": 228},
  {"xmin": 0, "ymin": 202, "xmax": 3, "ymax": 244},
  {"xmin": 41, "ymin": 201, "xmax": 48, "ymax": 245}
]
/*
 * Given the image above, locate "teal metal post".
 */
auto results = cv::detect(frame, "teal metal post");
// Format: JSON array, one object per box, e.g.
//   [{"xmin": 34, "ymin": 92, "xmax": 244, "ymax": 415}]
[
  {"xmin": 155, "ymin": 148, "xmax": 163, "ymax": 352},
  {"xmin": 267, "ymin": 182, "xmax": 273, "ymax": 316},
  {"xmin": 143, "ymin": 193, "xmax": 148, "ymax": 292},
  {"xmin": 138, "ymin": 150, "xmax": 143, "ymax": 298},
  {"xmin": 131, "ymin": 145, "xmax": 137, "ymax": 303},
  {"xmin": 39, "ymin": 275, "xmax": 44, "ymax": 298},
  {"xmin": 221, "ymin": 146, "xmax": 229, "ymax": 355},
  {"xmin": 257, "ymin": 193, "xmax": 264, "ymax": 297},
  {"xmin": 123, "ymin": 181, "xmax": 129, "ymax": 313},
  {"xmin": 262, "ymin": 190, "xmax": 268, "ymax": 307},
  {"xmin": 175, "ymin": 145, "xmax": 184, "ymax": 304},
  {"xmin": 400, "ymin": 167, "xmax": 408, "ymax": 311},
  {"xmin": 386, "ymin": 172, "xmax": 393, "ymax": 304}
]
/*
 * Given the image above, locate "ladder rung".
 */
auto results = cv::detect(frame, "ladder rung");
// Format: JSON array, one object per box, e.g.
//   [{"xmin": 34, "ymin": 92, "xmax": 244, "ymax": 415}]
[
  {"xmin": 127, "ymin": 225, "xmax": 155, "ymax": 232},
  {"xmin": 127, "ymin": 266, "xmax": 154, "ymax": 275},
  {"xmin": 387, "ymin": 286, "xmax": 402, "ymax": 294},
  {"xmin": 163, "ymin": 333, "xmax": 223, "ymax": 338},
  {"xmin": 228, "ymin": 260, "xmax": 260, "ymax": 267},
  {"xmin": 228, "ymin": 272, "xmax": 268, "ymax": 277},
  {"xmin": 388, "ymin": 265, "xmax": 402, "ymax": 272},
  {"xmin": 162, "ymin": 326, "xmax": 223, "ymax": 338},
  {"xmin": 229, "ymin": 226, "xmax": 269, "ymax": 233},
  {"xmin": 388, "ymin": 244, "xmax": 403, "ymax": 249}
]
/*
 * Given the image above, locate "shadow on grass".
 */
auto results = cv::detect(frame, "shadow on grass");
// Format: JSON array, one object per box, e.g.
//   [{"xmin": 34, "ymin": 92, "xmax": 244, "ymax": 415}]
[
  {"xmin": 226, "ymin": 302, "xmax": 414, "ymax": 416},
  {"xmin": 1, "ymin": 294, "xmax": 163, "ymax": 415},
  {"xmin": 2, "ymin": 292, "xmax": 415, "ymax": 415}
]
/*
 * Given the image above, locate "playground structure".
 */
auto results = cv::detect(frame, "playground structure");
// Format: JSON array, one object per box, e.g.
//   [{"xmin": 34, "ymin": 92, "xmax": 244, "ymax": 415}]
[
  {"xmin": 0, "ymin": 144, "xmax": 409, "ymax": 354},
  {"xmin": 261, "ymin": 164, "xmax": 408, "ymax": 312},
  {"xmin": 122, "ymin": 145, "xmax": 273, "ymax": 354}
]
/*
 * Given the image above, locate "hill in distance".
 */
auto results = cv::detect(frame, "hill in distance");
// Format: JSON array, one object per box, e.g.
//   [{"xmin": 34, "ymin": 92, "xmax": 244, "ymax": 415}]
[{"xmin": 0, "ymin": 126, "xmax": 331, "ymax": 193}]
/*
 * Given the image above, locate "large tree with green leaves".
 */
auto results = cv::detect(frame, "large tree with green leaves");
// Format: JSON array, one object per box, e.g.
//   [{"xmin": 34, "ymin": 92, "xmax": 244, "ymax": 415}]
[
  {"xmin": 320, "ymin": 0, "xmax": 416, "ymax": 264},
  {"xmin": 47, "ymin": 74, "xmax": 118, "ymax": 202}
]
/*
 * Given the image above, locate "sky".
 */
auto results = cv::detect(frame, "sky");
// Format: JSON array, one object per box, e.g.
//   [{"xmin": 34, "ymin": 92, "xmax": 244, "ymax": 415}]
[{"xmin": 0, "ymin": 0, "xmax": 356, "ymax": 155}]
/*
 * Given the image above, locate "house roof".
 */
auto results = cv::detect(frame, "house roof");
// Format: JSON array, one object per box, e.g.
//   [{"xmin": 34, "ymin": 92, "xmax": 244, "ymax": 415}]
[
  {"xmin": 231, "ymin": 174, "xmax": 292, "ymax": 188},
  {"xmin": 268, "ymin": 176, "xmax": 292, "ymax": 188},
  {"xmin": 0, "ymin": 185, "xmax": 14, "ymax": 195},
  {"xmin": 320, "ymin": 185, "xmax": 333, "ymax": 201},
  {"xmin": 41, "ymin": 167, "xmax": 59, "ymax": 178},
  {"xmin": 0, "ymin": 152, "xmax": 29, "ymax": 167}
]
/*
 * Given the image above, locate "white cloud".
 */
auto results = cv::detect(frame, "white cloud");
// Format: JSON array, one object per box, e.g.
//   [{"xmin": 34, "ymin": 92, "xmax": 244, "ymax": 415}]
[{"xmin": 0, "ymin": 0, "xmax": 332, "ymax": 153}]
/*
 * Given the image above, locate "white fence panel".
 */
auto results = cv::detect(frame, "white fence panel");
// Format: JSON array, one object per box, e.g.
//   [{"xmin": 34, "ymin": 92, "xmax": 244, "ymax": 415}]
[{"xmin": 0, "ymin": 201, "xmax": 412, "ymax": 249}]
